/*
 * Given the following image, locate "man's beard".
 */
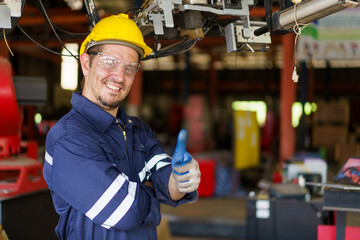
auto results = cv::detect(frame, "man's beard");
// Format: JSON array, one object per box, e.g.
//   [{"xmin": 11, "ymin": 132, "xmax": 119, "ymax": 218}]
[{"xmin": 98, "ymin": 96, "xmax": 122, "ymax": 109}]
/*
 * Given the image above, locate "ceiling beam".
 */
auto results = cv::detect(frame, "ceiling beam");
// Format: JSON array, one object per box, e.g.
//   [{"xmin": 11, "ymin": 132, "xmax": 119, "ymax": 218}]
[{"xmin": 18, "ymin": 13, "xmax": 89, "ymax": 27}]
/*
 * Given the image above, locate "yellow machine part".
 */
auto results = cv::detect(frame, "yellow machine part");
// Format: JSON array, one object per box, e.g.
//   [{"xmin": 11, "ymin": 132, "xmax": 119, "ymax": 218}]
[
  {"xmin": 233, "ymin": 110, "xmax": 260, "ymax": 170},
  {"xmin": 0, "ymin": 225, "xmax": 9, "ymax": 240}
]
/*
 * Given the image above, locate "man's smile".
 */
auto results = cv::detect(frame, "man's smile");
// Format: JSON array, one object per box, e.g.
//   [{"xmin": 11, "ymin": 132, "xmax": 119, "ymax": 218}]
[{"xmin": 105, "ymin": 83, "xmax": 120, "ymax": 91}]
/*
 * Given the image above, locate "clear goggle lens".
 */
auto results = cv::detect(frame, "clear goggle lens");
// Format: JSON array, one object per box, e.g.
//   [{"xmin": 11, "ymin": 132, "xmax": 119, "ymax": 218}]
[{"xmin": 90, "ymin": 52, "xmax": 140, "ymax": 76}]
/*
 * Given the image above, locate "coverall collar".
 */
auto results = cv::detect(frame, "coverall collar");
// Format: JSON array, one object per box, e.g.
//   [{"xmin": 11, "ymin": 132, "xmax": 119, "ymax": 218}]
[{"xmin": 70, "ymin": 92, "xmax": 131, "ymax": 132}]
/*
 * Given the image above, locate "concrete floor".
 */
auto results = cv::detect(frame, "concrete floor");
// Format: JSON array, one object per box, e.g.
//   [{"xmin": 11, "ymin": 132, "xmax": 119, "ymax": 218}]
[
  {"xmin": 158, "ymin": 196, "xmax": 360, "ymax": 240},
  {"xmin": 158, "ymin": 197, "xmax": 246, "ymax": 240}
]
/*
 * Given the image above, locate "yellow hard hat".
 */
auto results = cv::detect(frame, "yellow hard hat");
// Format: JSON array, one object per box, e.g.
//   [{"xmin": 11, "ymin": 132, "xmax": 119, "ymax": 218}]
[{"xmin": 79, "ymin": 14, "xmax": 152, "ymax": 58}]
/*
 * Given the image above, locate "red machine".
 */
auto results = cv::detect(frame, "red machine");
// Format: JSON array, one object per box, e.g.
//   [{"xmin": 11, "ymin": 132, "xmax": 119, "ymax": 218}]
[{"xmin": 0, "ymin": 56, "xmax": 47, "ymax": 199}]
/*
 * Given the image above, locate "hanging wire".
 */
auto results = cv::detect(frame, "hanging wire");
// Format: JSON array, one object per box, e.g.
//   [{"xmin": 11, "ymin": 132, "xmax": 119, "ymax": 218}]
[
  {"xmin": 249, "ymin": 0, "xmax": 259, "ymax": 12},
  {"xmin": 293, "ymin": 3, "xmax": 309, "ymax": 67},
  {"xmin": 235, "ymin": 48, "xmax": 238, "ymax": 69},
  {"xmin": 203, "ymin": 16, "xmax": 216, "ymax": 36},
  {"xmin": 37, "ymin": 0, "xmax": 78, "ymax": 60},
  {"xmin": 144, "ymin": 38, "xmax": 197, "ymax": 60},
  {"xmin": 292, "ymin": 2, "xmax": 309, "ymax": 82},
  {"xmin": 52, "ymin": 25, "xmax": 89, "ymax": 37},
  {"xmin": 213, "ymin": 19, "xmax": 225, "ymax": 36},
  {"xmin": 16, "ymin": 24, "xmax": 77, "ymax": 57},
  {"xmin": 36, "ymin": 1, "xmax": 89, "ymax": 37},
  {"xmin": 36, "ymin": 0, "xmax": 89, "ymax": 37},
  {"xmin": 3, "ymin": 29, "xmax": 14, "ymax": 56},
  {"xmin": 144, "ymin": 15, "xmax": 218, "ymax": 60}
]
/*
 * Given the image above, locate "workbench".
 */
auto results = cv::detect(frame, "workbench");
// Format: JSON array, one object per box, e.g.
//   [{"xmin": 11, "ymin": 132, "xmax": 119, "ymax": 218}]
[
  {"xmin": 245, "ymin": 197, "xmax": 326, "ymax": 240},
  {"xmin": 0, "ymin": 189, "xmax": 58, "ymax": 240},
  {"xmin": 323, "ymin": 189, "xmax": 360, "ymax": 240}
]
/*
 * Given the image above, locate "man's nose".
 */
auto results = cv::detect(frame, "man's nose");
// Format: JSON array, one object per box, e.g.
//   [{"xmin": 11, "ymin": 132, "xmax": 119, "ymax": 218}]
[{"xmin": 110, "ymin": 65, "xmax": 126, "ymax": 80}]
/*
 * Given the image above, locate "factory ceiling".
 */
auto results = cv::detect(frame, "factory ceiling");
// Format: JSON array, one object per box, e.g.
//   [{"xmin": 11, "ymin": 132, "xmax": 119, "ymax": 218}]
[
  {"xmin": 3, "ymin": 1, "xmax": 360, "ymax": 95},
  {"xmin": 5, "ymin": 1, "xmax": 358, "ymax": 70},
  {"xmin": 5, "ymin": 0, "xmax": 275, "ymax": 64}
]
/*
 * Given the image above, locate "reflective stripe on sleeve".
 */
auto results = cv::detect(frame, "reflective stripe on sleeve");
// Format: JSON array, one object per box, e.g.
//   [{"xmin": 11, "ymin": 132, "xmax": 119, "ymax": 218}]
[
  {"xmin": 138, "ymin": 153, "xmax": 170, "ymax": 182},
  {"xmin": 101, "ymin": 181, "xmax": 137, "ymax": 229},
  {"xmin": 45, "ymin": 151, "xmax": 53, "ymax": 165},
  {"xmin": 86, "ymin": 174, "xmax": 126, "ymax": 220},
  {"xmin": 156, "ymin": 161, "xmax": 171, "ymax": 171}
]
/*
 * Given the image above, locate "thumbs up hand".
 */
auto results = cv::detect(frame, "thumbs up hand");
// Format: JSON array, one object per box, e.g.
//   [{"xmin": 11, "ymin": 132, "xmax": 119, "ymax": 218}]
[{"xmin": 171, "ymin": 129, "xmax": 201, "ymax": 193}]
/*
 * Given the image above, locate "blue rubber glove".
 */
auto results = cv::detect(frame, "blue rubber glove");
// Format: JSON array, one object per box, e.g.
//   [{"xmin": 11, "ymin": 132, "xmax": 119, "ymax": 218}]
[
  {"xmin": 172, "ymin": 129, "xmax": 201, "ymax": 193},
  {"xmin": 172, "ymin": 129, "xmax": 192, "ymax": 169}
]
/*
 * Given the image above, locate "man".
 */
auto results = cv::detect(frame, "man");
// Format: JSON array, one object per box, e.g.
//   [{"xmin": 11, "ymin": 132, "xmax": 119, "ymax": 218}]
[{"xmin": 43, "ymin": 14, "xmax": 201, "ymax": 240}]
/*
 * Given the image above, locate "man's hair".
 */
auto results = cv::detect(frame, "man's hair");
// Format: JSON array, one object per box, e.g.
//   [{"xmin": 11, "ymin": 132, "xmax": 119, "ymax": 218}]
[
  {"xmin": 86, "ymin": 44, "xmax": 103, "ymax": 67},
  {"xmin": 80, "ymin": 44, "xmax": 103, "ymax": 90}
]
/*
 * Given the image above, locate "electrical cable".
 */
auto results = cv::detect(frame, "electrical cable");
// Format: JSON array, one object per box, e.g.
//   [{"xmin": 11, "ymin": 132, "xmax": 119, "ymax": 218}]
[
  {"xmin": 292, "ymin": 2, "xmax": 309, "ymax": 82},
  {"xmin": 203, "ymin": 16, "xmax": 216, "ymax": 36},
  {"xmin": 152, "ymin": 35, "xmax": 161, "ymax": 59},
  {"xmin": 125, "ymin": 7, "xmax": 143, "ymax": 14},
  {"xmin": 36, "ymin": 0, "xmax": 78, "ymax": 60},
  {"xmin": 144, "ymin": 14, "xmax": 216, "ymax": 60},
  {"xmin": 36, "ymin": 0, "xmax": 88, "ymax": 37},
  {"xmin": 53, "ymin": 24, "xmax": 89, "ymax": 37},
  {"xmin": 140, "ymin": 0, "xmax": 151, "ymax": 10},
  {"xmin": 16, "ymin": 24, "xmax": 78, "ymax": 57},
  {"xmin": 83, "ymin": 0, "xmax": 101, "ymax": 27},
  {"xmin": 213, "ymin": 19, "xmax": 225, "ymax": 36},
  {"xmin": 249, "ymin": 0, "xmax": 259, "ymax": 12},
  {"xmin": 176, "ymin": 40, "xmax": 197, "ymax": 54},
  {"xmin": 144, "ymin": 38, "xmax": 197, "ymax": 60},
  {"xmin": 235, "ymin": 47, "xmax": 238, "ymax": 69},
  {"xmin": 236, "ymin": 43, "xmax": 268, "ymax": 53},
  {"xmin": 3, "ymin": 29, "xmax": 14, "ymax": 56},
  {"xmin": 36, "ymin": 2, "xmax": 89, "ymax": 37}
]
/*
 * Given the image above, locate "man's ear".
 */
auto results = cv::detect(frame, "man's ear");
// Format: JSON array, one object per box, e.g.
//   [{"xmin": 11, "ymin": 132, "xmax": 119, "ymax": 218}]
[{"xmin": 79, "ymin": 53, "xmax": 90, "ymax": 77}]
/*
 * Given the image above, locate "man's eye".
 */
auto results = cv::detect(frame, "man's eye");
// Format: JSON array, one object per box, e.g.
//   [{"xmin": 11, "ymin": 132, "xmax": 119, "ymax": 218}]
[
  {"xmin": 124, "ymin": 65, "xmax": 137, "ymax": 73},
  {"xmin": 103, "ymin": 58, "xmax": 117, "ymax": 66}
]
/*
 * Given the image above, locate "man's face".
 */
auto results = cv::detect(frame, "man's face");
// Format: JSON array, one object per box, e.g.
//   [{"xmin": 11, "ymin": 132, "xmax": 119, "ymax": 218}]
[{"xmin": 80, "ymin": 44, "xmax": 139, "ymax": 115}]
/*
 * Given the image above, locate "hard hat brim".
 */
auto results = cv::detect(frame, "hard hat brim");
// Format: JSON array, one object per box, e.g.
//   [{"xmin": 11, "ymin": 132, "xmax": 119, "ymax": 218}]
[{"xmin": 85, "ymin": 40, "xmax": 144, "ymax": 58}]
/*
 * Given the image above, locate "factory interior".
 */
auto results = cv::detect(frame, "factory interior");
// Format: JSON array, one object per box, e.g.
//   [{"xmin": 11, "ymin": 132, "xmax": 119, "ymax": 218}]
[{"xmin": 1, "ymin": 0, "xmax": 360, "ymax": 239}]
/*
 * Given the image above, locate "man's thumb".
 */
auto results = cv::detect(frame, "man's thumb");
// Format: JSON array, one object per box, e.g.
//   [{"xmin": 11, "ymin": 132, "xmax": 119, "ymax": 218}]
[{"xmin": 173, "ymin": 129, "xmax": 188, "ymax": 160}]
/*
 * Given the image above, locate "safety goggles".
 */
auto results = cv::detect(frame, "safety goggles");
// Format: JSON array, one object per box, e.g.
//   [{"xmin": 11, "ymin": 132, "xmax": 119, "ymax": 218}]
[{"xmin": 89, "ymin": 52, "xmax": 140, "ymax": 77}]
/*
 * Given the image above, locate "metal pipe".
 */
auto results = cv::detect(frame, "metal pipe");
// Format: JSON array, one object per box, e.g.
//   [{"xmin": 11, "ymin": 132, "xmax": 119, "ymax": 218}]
[{"xmin": 278, "ymin": 0, "xmax": 359, "ymax": 30}]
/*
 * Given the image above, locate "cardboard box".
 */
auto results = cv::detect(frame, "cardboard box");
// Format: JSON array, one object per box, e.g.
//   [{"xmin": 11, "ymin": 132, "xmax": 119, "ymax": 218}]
[
  {"xmin": 335, "ymin": 143, "xmax": 360, "ymax": 164},
  {"xmin": 312, "ymin": 125, "xmax": 348, "ymax": 161},
  {"xmin": 313, "ymin": 102, "xmax": 349, "ymax": 125},
  {"xmin": 312, "ymin": 125, "xmax": 348, "ymax": 148}
]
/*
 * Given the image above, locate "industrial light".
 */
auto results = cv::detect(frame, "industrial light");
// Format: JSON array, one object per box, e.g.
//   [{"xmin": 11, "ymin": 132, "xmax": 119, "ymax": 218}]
[
  {"xmin": 60, "ymin": 43, "xmax": 79, "ymax": 91},
  {"xmin": 231, "ymin": 101, "xmax": 267, "ymax": 127},
  {"xmin": 304, "ymin": 102, "xmax": 312, "ymax": 116},
  {"xmin": 292, "ymin": 102, "xmax": 317, "ymax": 127},
  {"xmin": 292, "ymin": 102, "xmax": 303, "ymax": 128},
  {"xmin": 34, "ymin": 113, "xmax": 42, "ymax": 125},
  {"xmin": 311, "ymin": 102, "xmax": 317, "ymax": 112}
]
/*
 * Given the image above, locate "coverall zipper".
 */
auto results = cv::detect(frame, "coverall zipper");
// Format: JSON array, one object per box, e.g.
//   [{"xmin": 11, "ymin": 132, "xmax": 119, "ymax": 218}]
[{"xmin": 118, "ymin": 124, "xmax": 127, "ymax": 149}]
